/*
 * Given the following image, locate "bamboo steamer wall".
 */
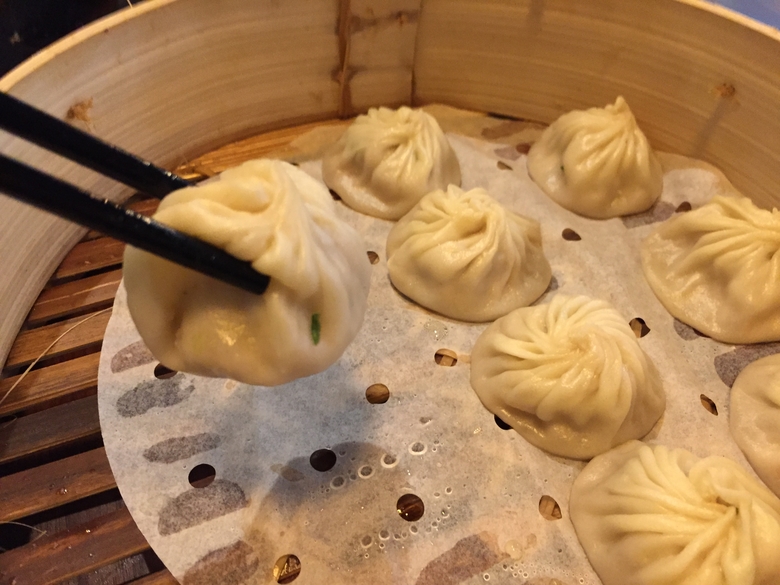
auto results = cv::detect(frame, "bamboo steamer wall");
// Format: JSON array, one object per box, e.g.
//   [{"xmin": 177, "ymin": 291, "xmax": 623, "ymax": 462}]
[{"xmin": 0, "ymin": 0, "xmax": 778, "ymax": 370}]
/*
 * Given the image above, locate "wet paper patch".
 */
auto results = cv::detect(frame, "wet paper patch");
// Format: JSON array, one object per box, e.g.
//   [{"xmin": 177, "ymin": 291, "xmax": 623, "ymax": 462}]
[
  {"xmin": 144, "ymin": 433, "xmax": 222, "ymax": 464},
  {"xmin": 416, "ymin": 532, "xmax": 506, "ymax": 585},
  {"xmin": 715, "ymin": 343, "xmax": 780, "ymax": 387},
  {"xmin": 116, "ymin": 375, "xmax": 195, "ymax": 418},
  {"xmin": 111, "ymin": 340, "xmax": 155, "ymax": 373},
  {"xmin": 159, "ymin": 480, "xmax": 249, "ymax": 536},
  {"xmin": 182, "ymin": 540, "xmax": 259, "ymax": 585}
]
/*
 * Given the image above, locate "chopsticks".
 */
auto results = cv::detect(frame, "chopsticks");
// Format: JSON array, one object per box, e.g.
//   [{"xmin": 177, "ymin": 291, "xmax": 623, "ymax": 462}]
[
  {"xmin": 0, "ymin": 92, "xmax": 189, "ymax": 198},
  {"xmin": 0, "ymin": 93, "xmax": 270, "ymax": 295}
]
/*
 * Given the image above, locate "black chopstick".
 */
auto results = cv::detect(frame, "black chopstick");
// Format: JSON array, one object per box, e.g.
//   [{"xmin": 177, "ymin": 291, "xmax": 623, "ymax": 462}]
[
  {"xmin": 0, "ymin": 154, "xmax": 270, "ymax": 295},
  {"xmin": 0, "ymin": 92, "xmax": 190, "ymax": 199}
]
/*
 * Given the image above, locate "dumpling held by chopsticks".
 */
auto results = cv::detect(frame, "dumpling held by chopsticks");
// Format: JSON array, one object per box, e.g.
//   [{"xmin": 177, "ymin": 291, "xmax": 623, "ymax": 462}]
[{"xmin": 123, "ymin": 159, "xmax": 372, "ymax": 386}]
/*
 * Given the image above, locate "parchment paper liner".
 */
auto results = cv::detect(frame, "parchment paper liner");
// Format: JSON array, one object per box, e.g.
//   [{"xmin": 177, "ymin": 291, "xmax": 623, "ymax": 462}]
[{"xmin": 98, "ymin": 106, "xmax": 759, "ymax": 585}]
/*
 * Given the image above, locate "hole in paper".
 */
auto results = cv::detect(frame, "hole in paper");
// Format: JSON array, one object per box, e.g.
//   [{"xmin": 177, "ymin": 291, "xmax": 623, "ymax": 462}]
[
  {"xmin": 434, "ymin": 349, "xmax": 458, "ymax": 367},
  {"xmin": 700, "ymin": 394, "xmax": 718, "ymax": 416},
  {"xmin": 154, "ymin": 363, "xmax": 177, "ymax": 379},
  {"xmin": 273, "ymin": 554, "xmax": 301, "ymax": 583},
  {"xmin": 309, "ymin": 449, "xmax": 337, "ymax": 472},
  {"xmin": 188, "ymin": 464, "xmax": 216, "ymax": 489},
  {"xmin": 366, "ymin": 383, "xmax": 390, "ymax": 404},
  {"xmin": 538, "ymin": 495, "xmax": 562, "ymax": 520},
  {"xmin": 397, "ymin": 494, "xmax": 425, "ymax": 522},
  {"xmin": 629, "ymin": 318, "xmax": 651, "ymax": 338},
  {"xmin": 367, "ymin": 251, "xmax": 380, "ymax": 264}
]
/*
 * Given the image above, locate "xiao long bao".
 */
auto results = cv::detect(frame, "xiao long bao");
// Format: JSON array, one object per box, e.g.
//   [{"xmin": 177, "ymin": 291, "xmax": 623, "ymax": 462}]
[
  {"xmin": 570, "ymin": 441, "xmax": 780, "ymax": 585},
  {"xmin": 386, "ymin": 185, "xmax": 552, "ymax": 322},
  {"xmin": 527, "ymin": 96, "xmax": 663, "ymax": 219},
  {"xmin": 469, "ymin": 295, "xmax": 665, "ymax": 460},
  {"xmin": 641, "ymin": 195, "xmax": 780, "ymax": 344},
  {"xmin": 123, "ymin": 159, "xmax": 372, "ymax": 387},
  {"xmin": 731, "ymin": 354, "xmax": 780, "ymax": 497},
  {"xmin": 322, "ymin": 106, "xmax": 461, "ymax": 220}
]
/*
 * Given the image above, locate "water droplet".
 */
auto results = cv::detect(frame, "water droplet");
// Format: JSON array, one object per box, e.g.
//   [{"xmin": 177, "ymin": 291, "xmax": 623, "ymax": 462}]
[
  {"xmin": 379, "ymin": 529, "xmax": 390, "ymax": 540},
  {"xmin": 378, "ymin": 542, "xmax": 385, "ymax": 549},
  {"xmin": 364, "ymin": 553, "xmax": 369, "ymax": 558},
  {"xmin": 483, "ymin": 574, "xmax": 490, "ymax": 581},
  {"xmin": 410, "ymin": 525, "xmax": 418, "ymax": 534},
  {"xmin": 445, "ymin": 487, "xmax": 452, "ymax": 495},
  {"xmin": 359, "ymin": 465, "xmax": 374, "ymax": 478},
  {"xmin": 331, "ymin": 476, "xmax": 346, "ymax": 489},
  {"xmin": 441, "ymin": 509, "xmax": 449, "ymax": 517},
  {"xmin": 505, "ymin": 540, "xmax": 524, "ymax": 560},
  {"xmin": 361, "ymin": 535, "xmax": 373, "ymax": 548},
  {"xmin": 433, "ymin": 491, "xmax": 441, "ymax": 498},
  {"xmin": 393, "ymin": 533, "xmax": 401, "ymax": 540}
]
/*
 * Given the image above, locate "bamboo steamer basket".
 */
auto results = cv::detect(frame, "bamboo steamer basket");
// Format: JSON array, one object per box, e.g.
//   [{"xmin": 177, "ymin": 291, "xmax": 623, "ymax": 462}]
[{"xmin": 0, "ymin": 0, "xmax": 779, "ymax": 389}]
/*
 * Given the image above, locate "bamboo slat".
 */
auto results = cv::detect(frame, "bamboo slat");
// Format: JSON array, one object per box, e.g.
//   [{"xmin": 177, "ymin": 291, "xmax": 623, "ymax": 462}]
[
  {"xmin": 4, "ymin": 310, "xmax": 109, "ymax": 370},
  {"xmin": 53, "ymin": 238, "xmax": 126, "ymax": 281},
  {"xmin": 130, "ymin": 571, "xmax": 179, "ymax": 585},
  {"xmin": 27, "ymin": 270, "xmax": 121, "ymax": 327},
  {"xmin": 0, "ymin": 395, "xmax": 101, "ymax": 465},
  {"xmin": 0, "ymin": 447, "xmax": 115, "ymax": 523},
  {"xmin": 0, "ymin": 352, "xmax": 100, "ymax": 416},
  {"xmin": 0, "ymin": 507, "xmax": 148, "ymax": 585}
]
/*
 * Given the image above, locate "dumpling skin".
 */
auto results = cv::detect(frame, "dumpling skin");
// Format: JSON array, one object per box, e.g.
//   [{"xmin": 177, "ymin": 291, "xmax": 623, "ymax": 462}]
[
  {"xmin": 731, "ymin": 354, "xmax": 780, "ymax": 497},
  {"xmin": 527, "ymin": 96, "xmax": 663, "ymax": 219},
  {"xmin": 570, "ymin": 441, "xmax": 780, "ymax": 585},
  {"xmin": 322, "ymin": 106, "xmax": 461, "ymax": 220},
  {"xmin": 641, "ymin": 195, "xmax": 780, "ymax": 344},
  {"xmin": 123, "ymin": 159, "xmax": 371, "ymax": 386},
  {"xmin": 469, "ymin": 295, "xmax": 665, "ymax": 459},
  {"xmin": 386, "ymin": 185, "xmax": 551, "ymax": 322}
]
